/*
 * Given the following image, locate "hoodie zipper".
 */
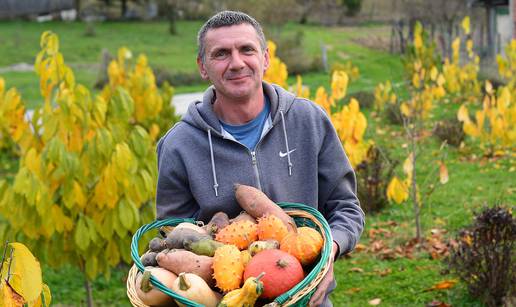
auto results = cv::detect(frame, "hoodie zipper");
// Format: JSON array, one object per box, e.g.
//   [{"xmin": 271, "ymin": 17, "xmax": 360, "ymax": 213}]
[{"xmin": 250, "ymin": 151, "xmax": 262, "ymax": 190}]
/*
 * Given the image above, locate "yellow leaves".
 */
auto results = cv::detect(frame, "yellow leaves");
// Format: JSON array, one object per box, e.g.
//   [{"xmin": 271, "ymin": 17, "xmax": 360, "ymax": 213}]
[
  {"xmin": 400, "ymin": 102, "xmax": 411, "ymax": 117},
  {"xmin": 387, "ymin": 176, "xmax": 409, "ymax": 204},
  {"xmin": 413, "ymin": 22, "xmax": 423, "ymax": 50},
  {"xmin": 412, "ymin": 73, "xmax": 421, "ymax": 89},
  {"xmin": 374, "ymin": 81, "xmax": 396, "ymax": 111},
  {"xmin": 452, "ymin": 38, "xmax": 460, "ymax": 64},
  {"xmin": 485, "ymin": 80, "xmax": 493, "ymax": 95},
  {"xmin": 0, "ymin": 281, "xmax": 24, "ymax": 307},
  {"xmin": 466, "ymin": 39, "xmax": 474, "ymax": 58},
  {"xmin": 263, "ymin": 40, "xmax": 288, "ymax": 88},
  {"xmin": 458, "ymin": 83, "xmax": 515, "ymax": 153},
  {"xmin": 2, "ymin": 243, "xmax": 43, "ymax": 303},
  {"xmin": 403, "ymin": 153, "xmax": 414, "ymax": 178},
  {"xmin": 314, "ymin": 86, "xmax": 332, "ymax": 114},
  {"xmin": 331, "ymin": 70, "xmax": 349, "ymax": 101},
  {"xmin": 457, "ymin": 104, "xmax": 470, "ymax": 122},
  {"xmin": 461, "ymin": 16, "xmax": 470, "ymax": 35},
  {"xmin": 430, "ymin": 66, "xmax": 438, "ymax": 81}
]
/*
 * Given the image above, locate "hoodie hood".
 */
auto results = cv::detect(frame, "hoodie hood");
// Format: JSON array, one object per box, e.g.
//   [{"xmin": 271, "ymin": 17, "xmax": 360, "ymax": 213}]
[{"xmin": 182, "ymin": 82, "xmax": 297, "ymax": 135}]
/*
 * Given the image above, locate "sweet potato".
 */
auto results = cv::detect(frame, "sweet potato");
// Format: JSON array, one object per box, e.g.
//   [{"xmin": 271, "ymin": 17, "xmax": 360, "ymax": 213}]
[
  {"xmin": 234, "ymin": 184, "xmax": 297, "ymax": 232},
  {"xmin": 159, "ymin": 222, "xmax": 208, "ymax": 238},
  {"xmin": 165, "ymin": 228, "xmax": 212, "ymax": 249},
  {"xmin": 230, "ymin": 211, "xmax": 256, "ymax": 224},
  {"xmin": 204, "ymin": 211, "xmax": 230, "ymax": 236},
  {"xmin": 156, "ymin": 249, "xmax": 215, "ymax": 287}
]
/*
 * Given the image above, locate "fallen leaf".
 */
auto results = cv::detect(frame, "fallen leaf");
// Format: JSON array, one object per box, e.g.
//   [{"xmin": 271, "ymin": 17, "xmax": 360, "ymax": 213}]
[
  {"xmin": 369, "ymin": 298, "xmax": 381, "ymax": 305},
  {"xmin": 374, "ymin": 268, "xmax": 392, "ymax": 276},
  {"xmin": 438, "ymin": 161, "xmax": 449, "ymax": 184},
  {"xmin": 354, "ymin": 244, "xmax": 367, "ymax": 252},
  {"xmin": 349, "ymin": 267, "xmax": 364, "ymax": 273},
  {"xmin": 426, "ymin": 300, "xmax": 451, "ymax": 307},
  {"xmin": 345, "ymin": 287, "xmax": 361, "ymax": 294},
  {"xmin": 425, "ymin": 279, "xmax": 458, "ymax": 292}
]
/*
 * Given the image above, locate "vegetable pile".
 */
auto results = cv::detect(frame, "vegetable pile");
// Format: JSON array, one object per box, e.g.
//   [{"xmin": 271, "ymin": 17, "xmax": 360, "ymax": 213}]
[{"xmin": 135, "ymin": 184, "xmax": 324, "ymax": 307}]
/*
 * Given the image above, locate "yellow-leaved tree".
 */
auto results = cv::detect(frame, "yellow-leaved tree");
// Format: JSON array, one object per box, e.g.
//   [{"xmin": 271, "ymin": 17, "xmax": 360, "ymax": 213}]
[
  {"xmin": 457, "ymin": 40, "xmax": 516, "ymax": 156},
  {"xmin": 386, "ymin": 21, "xmax": 449, "ymax": 241},
  {"xmin": 0, "ymin": 31, "xmax": 177, "ymax": 305}
]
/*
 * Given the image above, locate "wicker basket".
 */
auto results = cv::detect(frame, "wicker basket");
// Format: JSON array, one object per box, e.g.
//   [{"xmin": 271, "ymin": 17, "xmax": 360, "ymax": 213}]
[{"xmin": 127, "ymin": 202, "xmax": 333, "ymax": 307}]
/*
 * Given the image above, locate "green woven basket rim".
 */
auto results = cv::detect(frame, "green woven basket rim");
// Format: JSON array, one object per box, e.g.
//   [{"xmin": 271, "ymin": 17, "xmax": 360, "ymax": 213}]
[{"xmin": 130, "ymin": 202, "xmax": 333, "ymax": 306}]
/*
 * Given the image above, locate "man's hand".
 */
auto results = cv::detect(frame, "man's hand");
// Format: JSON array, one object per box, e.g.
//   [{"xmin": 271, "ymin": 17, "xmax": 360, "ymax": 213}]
[{"xmin": 309, "ymin": 242, "xmax": 338, "ymax": 306}]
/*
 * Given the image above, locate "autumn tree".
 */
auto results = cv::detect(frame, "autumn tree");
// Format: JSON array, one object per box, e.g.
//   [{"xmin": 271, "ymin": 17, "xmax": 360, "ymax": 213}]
[{"xmin": 0, "ymin": 32, "xmax": 176, "ymax": 306}]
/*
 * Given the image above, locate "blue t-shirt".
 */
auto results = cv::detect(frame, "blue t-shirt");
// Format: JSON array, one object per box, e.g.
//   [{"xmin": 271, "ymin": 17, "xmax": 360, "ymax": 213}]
[{"xmin": 220, "ymin": 98, "xmax": 270, "ymax": 150}]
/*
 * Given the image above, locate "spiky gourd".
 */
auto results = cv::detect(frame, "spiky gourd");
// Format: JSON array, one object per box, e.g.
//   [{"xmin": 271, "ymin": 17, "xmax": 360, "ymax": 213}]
[
  {"xmin": 218, "ymin": 272, "xmax": 265, "ymax": 307},
  {"xmin": 280, "ymin": 227, "xmax": 323, "ymax": 266},
  {"xmin": 213, "ymin": 245, "xmax": 244, "ymax": 292},
  {"xmin": 257, "ymin": 214, "xmax": 290, "ymax": 242},
  {"xmin": 215, "ymin": 220, "xmax": 258, "ymax": 250}
]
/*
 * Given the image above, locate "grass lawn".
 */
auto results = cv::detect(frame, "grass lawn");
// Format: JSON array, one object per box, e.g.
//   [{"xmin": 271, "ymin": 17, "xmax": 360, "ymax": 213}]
[
  {"xmin": 1, "ymin": 20, "xmax": 514, "ymax": 306},
  {"xmin": 0, "ymin": 20, "xmax": 402, "ymax": 108}
]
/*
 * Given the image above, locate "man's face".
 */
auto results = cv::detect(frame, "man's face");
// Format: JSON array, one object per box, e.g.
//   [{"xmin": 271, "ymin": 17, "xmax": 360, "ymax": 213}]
[{"xmin": 197, "ymin": 23, "xmax": 270, "ymax": 101}]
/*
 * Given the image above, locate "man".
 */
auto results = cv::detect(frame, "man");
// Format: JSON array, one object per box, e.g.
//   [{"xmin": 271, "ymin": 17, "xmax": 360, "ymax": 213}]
[{"xmin": 156, "ymin": 10, "xmax": 364, "ymax": 306}]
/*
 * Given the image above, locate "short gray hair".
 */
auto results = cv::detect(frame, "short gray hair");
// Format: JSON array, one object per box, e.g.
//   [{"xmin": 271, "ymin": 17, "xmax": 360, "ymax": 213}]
[{"xmin": 197, "ymin": 10, "xmax": 266, "ymax": 63}]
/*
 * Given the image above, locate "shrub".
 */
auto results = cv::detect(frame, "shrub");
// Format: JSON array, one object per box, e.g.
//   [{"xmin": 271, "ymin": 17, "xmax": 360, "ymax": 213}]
[
  {"xmin": 349, "ymin": 91, "xmax": 375, "ymax": 109},
  {"xmin": 267, "ymin": 30, "xmax": 323, "ymax": 75},
  {"xmin": 433, "ymin": 118, "xmax": 465, "ymax": 147},
  {"xmin": 385, "ymin": 101, "xmax": 404, "ymax": 125},
  {"xmin": 446, "ymin": 206, "xmax": 515, "ymax": 307},
  {"xmin": 355, "ymin": 145, "xmax": 398, "ymax": 214}
]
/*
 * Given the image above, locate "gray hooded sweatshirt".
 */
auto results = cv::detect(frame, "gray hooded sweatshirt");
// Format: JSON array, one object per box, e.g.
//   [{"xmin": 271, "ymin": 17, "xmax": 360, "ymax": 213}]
[{"xmin": 156, "ymin": 82, "xmax": 364, "ymax": 257}]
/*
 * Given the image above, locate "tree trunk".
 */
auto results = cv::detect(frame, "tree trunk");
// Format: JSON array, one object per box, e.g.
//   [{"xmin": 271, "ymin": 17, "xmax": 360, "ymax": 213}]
[
  {"xmin": 411, "ymin": 118, "xmax": 421, "ymax": 241},
  {"xmin": 121, "ymin": 0, "xmax": 127, "ymax": 19},
  {"xmin": 84, "ymin": 277, "xmax": 94, "ymax": 307}
]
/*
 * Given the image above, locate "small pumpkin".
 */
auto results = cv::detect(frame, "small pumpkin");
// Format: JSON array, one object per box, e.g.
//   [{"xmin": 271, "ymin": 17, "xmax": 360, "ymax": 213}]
[
  {"xmin": 280, "ymin": 226, "xmax": 323, "ymax": 266},
  {"xmin": 243, "ymin": 249, "xmax": 304, "ymax": 299}
]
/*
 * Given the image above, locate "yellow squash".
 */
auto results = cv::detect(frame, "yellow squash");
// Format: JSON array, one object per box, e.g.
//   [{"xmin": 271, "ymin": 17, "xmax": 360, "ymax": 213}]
[{"xmin": 218, "ymin": 272, "xmax": 265, "ymax": 307}]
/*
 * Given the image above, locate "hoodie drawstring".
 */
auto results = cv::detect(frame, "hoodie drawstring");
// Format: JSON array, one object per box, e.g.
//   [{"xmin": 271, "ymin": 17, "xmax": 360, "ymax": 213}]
[
  {"xmin": 207, "ymin": 129, "xmax": 219, "ymax": 196},
  {"xmin": 279, "ymin": 110, "xmax": 293, "ymax": 176}
]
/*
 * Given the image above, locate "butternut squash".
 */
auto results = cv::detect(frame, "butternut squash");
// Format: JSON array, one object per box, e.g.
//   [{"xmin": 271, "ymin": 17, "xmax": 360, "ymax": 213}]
[{"xmin": 171, "ymin": 273, "xmax": 221, "ymax": 307}]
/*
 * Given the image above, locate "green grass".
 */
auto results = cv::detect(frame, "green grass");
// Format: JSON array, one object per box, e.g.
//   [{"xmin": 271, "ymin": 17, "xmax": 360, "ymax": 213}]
[
  {"xmin": 0, "ymin": 20, "xmax": 403, "ymax": 109},
  {"xmin": 1, "ymin": 20, "xmax": 514, "ymax": 306}
]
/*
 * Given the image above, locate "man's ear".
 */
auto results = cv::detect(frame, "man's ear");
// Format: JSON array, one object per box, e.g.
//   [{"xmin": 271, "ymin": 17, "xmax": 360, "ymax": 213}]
[
  {"xmin": 197, "ymin": 56, "xmax": 209, "ymax": 80},
  {"xmin": 263, "ymin": 47, "xmax": 270, "ymax": 72}
]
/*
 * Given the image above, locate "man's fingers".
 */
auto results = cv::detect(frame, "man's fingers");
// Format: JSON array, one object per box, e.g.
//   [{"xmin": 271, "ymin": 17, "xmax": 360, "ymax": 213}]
[
  {"xmin": 309, "ymin": 274, "xmax": 332, "ymax": 306},
  {"xmin": 309, "ymin": 287, "xmax": 324, "ymax": 307}
]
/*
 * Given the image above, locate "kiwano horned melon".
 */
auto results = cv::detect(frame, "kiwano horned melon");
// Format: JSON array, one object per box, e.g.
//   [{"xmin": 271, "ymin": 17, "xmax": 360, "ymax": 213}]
[
  {"xmin": 257, "ymin": 214, "xmax": 290, "ymax": 242},
  {"xmin": 243, "ymin": 249, "xmax": 304, "ymax": 299},
  {"xmin": 215, "ymin": 220, "xmax": 258, "ymax": 250},
  {"xmin": 213, "ymin": 244, "xmax": 244, "ymax": 292}
]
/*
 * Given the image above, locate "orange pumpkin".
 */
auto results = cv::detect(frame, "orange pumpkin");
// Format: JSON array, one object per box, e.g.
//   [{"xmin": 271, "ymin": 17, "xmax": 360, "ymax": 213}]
[{"xmin": 280, "ymin": 227, "xmax": 323, "ymax": 266}]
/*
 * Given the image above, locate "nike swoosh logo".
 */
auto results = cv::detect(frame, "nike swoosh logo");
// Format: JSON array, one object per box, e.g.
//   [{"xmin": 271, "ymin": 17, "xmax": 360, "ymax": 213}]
[{"xmin": 279, "ymin": 148, "xmax": 296, "ymax": 158}]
